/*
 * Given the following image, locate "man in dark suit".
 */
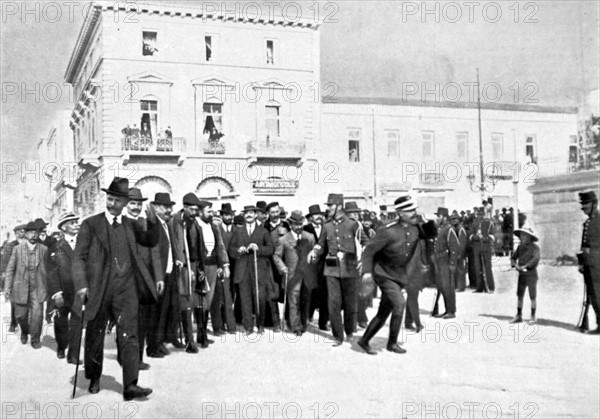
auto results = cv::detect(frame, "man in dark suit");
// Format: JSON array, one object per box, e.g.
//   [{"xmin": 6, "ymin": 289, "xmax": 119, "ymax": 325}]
[
  {"xmin": 304, "ymin": 204, "xmax": 329, "ymax": 331},
  {"xmin": 579, "ymin": 191, "xmax": 600, "ymax": 334},
  {"xmin": 273, "ymin": 211, "xmax": 317, "ymax": 335},
  {"xmin": 147, "ymin": 193, "xmax": 184, "ymax": 356},
  {"xmin": 1, "ymin": 223, "xmax": 26, "ymax": 333},
  {"xmin": 72, "ymin": 177, "xmax": 159, "ymax": 400},
  {"xmin": 47, "ymin": 212, "xmax": 82, "ymax": 363},
  {"xmin": 450, "ymin": 211, "xmax": 469, "ymax": 292},
  {"xmin": 228, "ymin": 205, "xmax": 274, "ymax": 334},
  {"xmin": 469, "ymin": 207, "xmax": 495, "ymax": 293}
]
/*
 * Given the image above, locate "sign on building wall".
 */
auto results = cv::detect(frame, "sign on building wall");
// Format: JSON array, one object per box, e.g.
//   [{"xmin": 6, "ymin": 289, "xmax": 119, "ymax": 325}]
[{"xmin": 253, "ymin": 178, "xmax": 299, "ymax": 195}]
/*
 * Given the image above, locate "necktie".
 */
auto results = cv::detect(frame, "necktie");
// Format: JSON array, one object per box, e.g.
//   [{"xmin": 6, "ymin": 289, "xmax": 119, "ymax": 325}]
[
  {"xmin": 248, "ymin": 225, "xmax": 253, "ymax": 236},
  {"xmin": 112, "ymin": 216, "xmax": 119, "ymax": 228}
]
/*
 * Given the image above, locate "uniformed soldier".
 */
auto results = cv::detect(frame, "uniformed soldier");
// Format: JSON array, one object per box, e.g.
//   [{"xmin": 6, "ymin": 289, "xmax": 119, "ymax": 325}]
[
  {"xmin": 578, "ymin": 191, "xmax": 600, "ymax": 334},
  {"xmin": 432, "ymin": 207, "xmax": 458, "ymax": 319},
  {"xmin": 450, "ymin": 211, "xmax": 468, "ymax": 292},
  {"xmin": 469, "ymin": 207, "xmax": 495, "ymax": 293}
]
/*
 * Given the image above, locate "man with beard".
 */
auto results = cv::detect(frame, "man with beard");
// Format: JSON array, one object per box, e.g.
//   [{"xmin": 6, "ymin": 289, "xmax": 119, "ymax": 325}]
[
  {"xmin": 195, "ymin": 200, "xmax": 232, "ymax": 338},
  {"xmin": 228, "ymin": 205, "xmax": 274, "ymax": 334},
  {"xmin": 578, "ymin": 191, "xmax": 600, "ymax": 334},
  {"xmin": 72, "ymin": 177, "xmax": 159, "ymax": 400},
  {"xmin": 450, "ymin": 211, "xmax": 469, "ymax": 292},
  {"xmin": 47, "ymin": 212, "xmax": 83, "ymax": 363},
  {"xmin": 1, "ymin": 223, "xmax": 26, "ymax": 333},
  {"xmin": 273, "ymin": 211, "xmax": 317, "ymax": 335},
  {"xmin": 304, "ymin": 205, "xmax": 329, "ymax": 331},
  {"xmin": 4, "ymin": 221, "xmax": 48, "ymax": 349},
  {"xmin": 309, "ymin": 194, "xmax": 368, "ymax": 346}
]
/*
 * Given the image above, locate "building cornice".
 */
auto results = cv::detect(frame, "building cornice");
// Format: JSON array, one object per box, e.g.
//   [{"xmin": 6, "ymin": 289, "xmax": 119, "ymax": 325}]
[{"xmin": 64, "ymin": 5, "xmax": 102, "ymax": 84}]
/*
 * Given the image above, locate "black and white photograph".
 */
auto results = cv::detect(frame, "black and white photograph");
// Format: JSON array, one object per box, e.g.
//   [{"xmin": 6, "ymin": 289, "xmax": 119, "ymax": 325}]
[{"xmin": 1, "ymin": 1, "xmax": 599, "ymax": 417}]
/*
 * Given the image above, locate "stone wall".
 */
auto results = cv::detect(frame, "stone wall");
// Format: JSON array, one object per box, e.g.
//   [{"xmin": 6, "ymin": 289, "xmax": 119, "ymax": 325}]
[{"xmin": 528, "ymin": 170, "xmax": 599, "ymax": 259}]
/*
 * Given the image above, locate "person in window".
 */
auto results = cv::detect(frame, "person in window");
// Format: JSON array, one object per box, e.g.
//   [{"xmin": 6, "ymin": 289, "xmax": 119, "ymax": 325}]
[
  {"xmin": 141, "ymin": 123, "xmax": 152, "ymax": 151},
  {"xmin": 165, "ymin": 126, "xmax": 173, "ymax": 140}
]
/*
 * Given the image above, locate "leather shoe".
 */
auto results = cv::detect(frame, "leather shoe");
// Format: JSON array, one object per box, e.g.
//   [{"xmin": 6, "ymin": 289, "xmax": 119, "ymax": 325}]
[
  {"xmin": 169, "ymin": 340, "xmax": 185, "ymax": 349},
  {"xmin": 433, "ymin": 313, "xmax": 445, "ymax": 318},
  {"xmin": 20, "ymin": 334, "xmax": 28, "ymax": 344},
  {"xmin": 157, "ymin": 343, "xmax": 170, "ymax": 355},
  {"xmin": 442, "ymin": 313, "xmax": 456, "ymax": 319},
  {"xmin": 293, "ymin": 330, "xmax": 302, "ymax": 337},
  {"xmin": 139, "ymin": 361, "xmax": 150, "ymax": 370},
  {"xmin": 319, "ymin": 325, "xmax": 330, "ymax": 332},
  {"xmin": 186, "ymin": 341, "xmax": 199, "ymax": 353},
  {"xmin": 415, "ymin": 324, "xmax": 424, "ymax": 333},
  {"xmin": 258, "ymin": 327, "xmax": 265, "ymax": 335},
  {"xmin": 357, "ymin": 339, "xmax": 377, "ymax": 355},
  {"xmin": 509, "ymin": 315, "xmax": 523, "ymax": 324},
  {"xmin": 89, "ymin": 378, "xmax": 100, "ymax": 394},
  {"xmin": 586, "ymin": 327, "xmax": 600, "ymax": 335},
  {"xmin": 31, "ymin": 341, "xmax": 42, "ymax": 349},
  {"xmin": 67, "ymin": 357, "xmax": 81, "ymax": 365},
  {"xmin": 332, "ymin": 339, "xmax": 343, "ymax": 347},
  {"xmin": 8, "ymin": 325, "xmax": 16, "ymax": 333},
  {"xmin": 57, "ymin": 349, "xmax": 66, "ymax": 359},
  {"xmin": 404, "ymin": 324, "xmax": 416, "ymax": 331},
  {"xmin": 358, "ymin": 322, "xmax": 368, "ymax": 329},
  {"xmin": 273, "ymin": 326, "xmax": 281, "ymax": 333},
  {"xmin": 123, "ymin": 384, "xmax": 152, "ymax": 401},
  {"xmin": 346, "ymin": 333, "xmax": 354, "ymax": 342},
  {"xmin": 147, "ymin": 351, "xmax": 164, "ymax": 358},
  {"xmin": 387, "ymin": 343, "xmax": 407, "ymax": 354}
]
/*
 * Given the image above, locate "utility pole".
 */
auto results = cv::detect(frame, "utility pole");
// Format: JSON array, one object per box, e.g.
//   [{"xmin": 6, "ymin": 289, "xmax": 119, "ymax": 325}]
[{"xmin": 476, "ymin": 68, "xmax": 485, "ymax": 202}]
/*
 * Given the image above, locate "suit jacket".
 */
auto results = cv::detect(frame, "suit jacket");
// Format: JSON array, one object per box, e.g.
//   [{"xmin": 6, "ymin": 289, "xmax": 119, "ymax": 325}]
[
  {"xmin": 151, "ymin": 218, "xmax": 182, "ymax": 285},
  {"xmin": 72, "ymin": 213, "xmax": 160, "ymax": 320},
  {"xmin": 196, "ymin": 218, "xmax": 229, "ymax": 268},
  {"xmin": 273, "ymin": 231, "xmax": 317, "ymax": 290},
  {"xmin": 228, "ymin": 223, "xmax": 273, "ymax": 285},
  {"xmin": 4, "ymin": 242, "xmax": 48, "ymax": 304},
  {"xmin": 47, "ymin": 238, "xmax": 77, "ymax": 307},
  {"xmin": 303, "ymin": 223, "xmax": 326, "ymax": 275},
  {"xmin": 219, "ymin": 223, "xmax": 234, "ymax": 251},
  {"xmin": 171, "ymin": 211, "xmax": 200, "ymax": 296}
]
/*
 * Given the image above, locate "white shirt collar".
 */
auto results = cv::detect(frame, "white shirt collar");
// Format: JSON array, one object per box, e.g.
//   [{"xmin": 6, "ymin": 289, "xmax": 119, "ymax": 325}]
[
  {"xmin": 26, "ymin": 241, "xmax": 37, "ymax": 251},
  {"xmin": 105, "ymin": 210, "xmax": 123, "ymax": 224}
]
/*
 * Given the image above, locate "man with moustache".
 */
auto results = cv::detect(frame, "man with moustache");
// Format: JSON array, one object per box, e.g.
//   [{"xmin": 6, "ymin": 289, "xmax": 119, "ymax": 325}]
[
  {"xmin": 1, "ymin": 223, "xmax": 26, "ymax": 333},
  {"xmin": 228, "ymin": 205, "xmax": 274, "ymax": 334},
  {"xmin": 147, "ymin": 192, "xmax": 185, "ymax": 356},
  {"xmin": 309, "ymin": 194, "xmax": 368, "ymax": 346},
  {"xmin": 578, "ymin": 191, "xmax": 600, "ymax": 334},
  {"xmin": 304, "ymin": 205, "xmax": 329, "ymax": 331},
  {"xmin": 195, "ymin": 200, "xmax": 231, "ymax": 339},
  {"xmin": 72, "ymin": 177, "xmax": 160, "ymax": 400},
  {"xmin": 4, "ymin": 221, "xmax": 48, "ymax": 349},
  {"xmin": 47, "ymin": 212, "xmax": 82, "ymax": 363}
]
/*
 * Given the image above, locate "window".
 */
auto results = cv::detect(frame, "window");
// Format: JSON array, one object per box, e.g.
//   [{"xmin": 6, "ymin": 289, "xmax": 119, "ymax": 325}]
[
  {"xmin": 457, "ymin": 132, "xmax": 468, "ymax": 160},
  {"xmin": 569, "ymin": 135, "xmax": 579, "ymax": 163},
  {"xmin": 491, "ymin": 133, "xmax": 504, "ymax": 160},
  {"xmin": 265, "ymin": 105, "xmax": 280, "ymax": 140},
  {"xmin": 422, "ymin": 131, "xmax": 434, "ymax": 159},
  {"xmin": 140, "ymin": 100, "xmax": 158, "ymax": 141},
  {"xmin": 525, "ymin": 135, "xmax": 537, "ymax": 163},
  {"xmin": 348, "ymin": 128, "xmax": 361, "ymax": 162},
  {"xmin": 266, "ymin": 40, "xmax": 274, "ymax": 65},
  {"xmin": 142, "ymin": 31, "xmax": 158, "ymax": 56},
  {"xmin": 386, "ymin": 130, "xmax": 399, "ymax": 157},
  {"xmin": 205, "ymin": 36, "xmax": 212, "ymax": 61},
  {"xmin": 203, "ymin": 102, "xmax": 223, "ymax": 138}
]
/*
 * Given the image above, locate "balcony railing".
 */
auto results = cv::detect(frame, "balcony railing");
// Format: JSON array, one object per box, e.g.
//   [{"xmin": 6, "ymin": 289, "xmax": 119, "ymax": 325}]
[
  {"xmin": 203, "ymin": 141, "xmax": 226, "ymax": 155},
  {"xmin": 122, "ymin": 135, "xmax": 186, "ymax": 153},
  {"xmin": 246, "ymin": 139, "xmax": 306, "ymax": 158},
  {"xmin": 537, "ymin": 158, "xmax": 600, "ymax": 177}
]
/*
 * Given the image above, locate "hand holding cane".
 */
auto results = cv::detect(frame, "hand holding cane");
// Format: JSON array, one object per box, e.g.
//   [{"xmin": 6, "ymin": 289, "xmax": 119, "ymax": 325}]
[
  {"xmin": 253, "ymin": 248, "xmax": 260, "ymax": 326},
  {"xmin": 281, "ymin": 272, "xmax": 288, "ymax": 331},
  {"xmin": 72, "ymin": 289, "xmax": 88, "ymax": 399}
]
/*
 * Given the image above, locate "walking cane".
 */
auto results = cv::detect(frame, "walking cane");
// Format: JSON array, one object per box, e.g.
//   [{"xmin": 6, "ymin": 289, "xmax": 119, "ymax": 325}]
[
  {"xmin": 281, "ymin": 273, "xmax": 288, "ymax": 331},
  {"xmin": 253, "ymin": 249, "xmax": 260, "ymax": 327},
  {"xmin": 72, "ymin": 304, "xmax": 85, "ymax": 399},
  {"xmin": 430, "ymin": 289, "xmax": 440, "ymax": 316},
  {"xmin": 479, "ymin": 249, "xmax": 489, "ymax": 293},
  {"xmin": 577, "ymin": 283, "xmax": 589, "ymax": 331}
]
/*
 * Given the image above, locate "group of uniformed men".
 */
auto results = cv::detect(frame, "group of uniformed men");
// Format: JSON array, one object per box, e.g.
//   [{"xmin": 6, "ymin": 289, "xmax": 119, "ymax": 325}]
[{"xmin": 1, "ymin": 176, "xmax": 598, "ymax": 400}]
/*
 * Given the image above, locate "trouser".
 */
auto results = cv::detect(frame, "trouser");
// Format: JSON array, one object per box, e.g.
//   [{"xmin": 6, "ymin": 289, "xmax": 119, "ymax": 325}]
[
  {"xmin": 54, "ymin": 304, "xmax": 82, "ymax": 359},
  {"xmin": 309, "ymin": 273, "xmax": 329, "ymax": 328},
  {"xmin": 238, "ymin": 276, "xmax": 268, "ymax": 330},
  {"xmin": 137, "ymin": 303, "xmax": 153, "ymax": 361},
  {"xmin": 361, "ymin": 278, "xmax": 405, "ymax": 346},
  {"xmin": 10, "ymin": 302, "xmax": 17, "ymax": 329},
  {"xmin": 84, "ymin": 281, "xmax": 139, "ymax": 388},
  {"xmin": 147, "ymin": 272, "xmax": 179, "ymax": 352},
  {"xmin": 326, "ymin": 276, "xmax": 357, "ymax": 342},
  {"xmin": 14, "ymin": 288, "xmax": 43, "ymax": 343},
  {"xmin": 404, "ymin": 282, "xmax": 421, "ymax": 328},
  {"xmin": 467, "ymin": 250, "xmax": 477, "ymax": 288},
  {"xmin": 437, "ymin": 258, "xmax": 456, "ymax": 314},
  {"xmin": 357, "ymin": 294, "xmax": 370, "ymax": 325},
  {"xmin": 210, "ymin": 274, "xmax": 236, "ymax": 332},
  {"xmin": 472, "ymin": 243, "xmax": 495, "ymax": 291},
  {"xmin": 583, "ymin": 264, "xmax": 600, "ymax": 326},
  {"xmin": 203, "ymin": 264, "xmax": 218, "ymax": 331},
  {"xmin": 287, "ymin": 279, "xmax": 312, "ymax": 332},
  {"xmin": 455, "ymin": 258, "xmax": 467, "ymax": 290},
  {"xmin": 195, "ymin": 293, "xmax": 210, "ymax": 344},
  {"xmin": 181, "ymin": 309, "xmax": 195, "ymax": 344}
]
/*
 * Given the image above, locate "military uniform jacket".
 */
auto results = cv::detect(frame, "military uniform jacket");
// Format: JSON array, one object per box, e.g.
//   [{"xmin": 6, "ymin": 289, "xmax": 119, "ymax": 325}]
[
  {"xmin": 315, "ymin": 215, "xmax": 368, "ymax": 278},
  {"xmin": 581, "ymin": 209, "xmax": 600, "ymax": 267},
  {"xmin": 437, "ymin": 224, "xmax": 460, "ymax": 265},
  {"xmin": 4, "ymin": 242, "xmax": 48, "ymax": 305},
  {"xmin": 469, "ymin": 219, "xmax": 495, "ymax": 246}
]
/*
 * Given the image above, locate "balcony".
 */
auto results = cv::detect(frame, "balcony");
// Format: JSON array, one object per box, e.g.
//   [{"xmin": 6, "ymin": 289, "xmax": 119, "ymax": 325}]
[
  {"xmin": 203, "ymin": 140, "xmax": 226, "ymax": 155},
  {"xmin": 537, "ymin": 158, "xmax": 600, "ymax": 178},
  {"xmin": 246, "ymin": 139, "xmax": 306, "ymax": 164},
  {"xmin": 121, "ymin": 135, "xmax": 187, "ymax": 166}
]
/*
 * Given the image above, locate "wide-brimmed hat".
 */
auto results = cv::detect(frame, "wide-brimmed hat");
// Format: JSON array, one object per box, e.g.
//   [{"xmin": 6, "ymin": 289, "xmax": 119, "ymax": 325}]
[
  {"xmin": 24, "ymin": 221, "xmax": 39, "ymax": 232},
  {"xmin": 220, "ymin": 203, "xmax": 233, "ymax": 215},
  {"xmin": 128, "ymin": 188, "xmax": 147, "ymax": 202},
  {"xmin": 242, "ymin": 205, "xmax": 259, "ymax": 213},
  {"xmin": 255, "ymin": 201, "xmax": 267, "ymax": 212},
  {"xmin": 579, "ymin": 191, "xmax": 598, "ymax": 204},
  {"xmin": 394, "ymin": 194, "xmax": 418, "ymax": 211},
  {"xmin": 13, "ymin": 224, "xmax": 26, "ymax": 231},
  {"xmin": 33, "ymin": 218, "xmax": 49, "ymax": 231},
  {"xmin": 344, "ymin": 201, "xmax": 361, "ymax": 213},
  {"xmin": 305, "ymin": 204, "xmax": 323, "ymax": 218},
  {"xmin": 183, "ymin": 192, "xmax": 201, "ymax": 207},
  {"xmin": 326, "ymin": 193, "xmax": 344, "ymax": 206},
  {"xmin": 288, "ymin": 210, "xmax": 305, "ymax": 224},
  {"xmin": 101, "ymin": 177, "xmax": 130, "ymax": 197},
  {"xmin": 57, "ymin": 212, "xmax": 79, "ymax": 229},
  {"xmin": 151, "ymin": 192, "xmax": 176, "ymax": 206},
  {"xmin": 435, "ymin": 207, "xmax": 449, "ymax": 217},
  {"xmin": 514, "ymin": 227, "xmax": 538, "ymax": 242}
]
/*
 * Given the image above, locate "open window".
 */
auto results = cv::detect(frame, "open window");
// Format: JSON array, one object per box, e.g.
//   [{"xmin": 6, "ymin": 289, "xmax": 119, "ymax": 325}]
[
  {"xmin": 266, "ymin": 40, "xmax": 275, "ymax": 65},
  {"xmin": 348, "ymin": 128, "xmax": 361, "ymax": 162},
  {"xmin": 525, "ymin": 135, "xmax": 537, "ymax": 164},
  {"xmin": 142, "ymin": 31, "xmax": 158, "ymax": 56},
  {"xmin": 265, "ymin": 104, "xmax": 280, "ymax": 141}
]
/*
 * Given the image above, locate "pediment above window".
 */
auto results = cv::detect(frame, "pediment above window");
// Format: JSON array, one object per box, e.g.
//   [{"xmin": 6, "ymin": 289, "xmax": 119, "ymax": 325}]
[
  {"xmin": 191, "ymin": 75, "xmax": 235, "ymax": 87},
  {"xmin": 128, "ymin": 71, "xmax": 173, "ymax": 85}
]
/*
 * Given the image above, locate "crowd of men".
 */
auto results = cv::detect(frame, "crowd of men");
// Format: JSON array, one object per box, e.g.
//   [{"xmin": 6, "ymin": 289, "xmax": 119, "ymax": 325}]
[{"xmin": 1, "ymin": 177, "xmax": 598, "ymax": 401}]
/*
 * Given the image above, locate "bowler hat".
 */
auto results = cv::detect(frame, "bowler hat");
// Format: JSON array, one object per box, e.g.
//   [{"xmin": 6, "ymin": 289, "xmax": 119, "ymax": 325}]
[
  {"xmin": 288, "ymin": 210, "xmax": 305, "ymax": 224},
  {"xmin": 24, "ymin": 221, "xmax": 39, "ymax": 232},
  {"xmin": 199, "ymin": 200, "xmax": 212, "ymax": 209},
  {"xmin": 151, "ymin": 192, "xmax": 175, "ymax": 206},
  {"xmin": 344, "ymin": 201, "xmax": 361, "ymax": 213},
  {"xmin": 265, "ymin": 202, "xmax": 280, "ymax": 212},
  {"xmin": 33, "ymin": 218, "xmax": 48, "ymax": 231},
  {"xmin": 220, "ymin": 203, "xmax": 233, "ymax": 215},
  {"xmin": 326, "ymin": 193, "xmax": 344, "ymax": 206},
  {"xmin": 57, "ymin": 212, "xmax": 79, "ymax": 229},
  {"xmin": 183, "ymin": 192, "xmax": 201, "ymax": 206},
  {"xmin": 279, "ymin": 207, "xmax": 287, "ymax": 218},
  {"xmin": 128, "ymin": 188, "xmax": 147, "ymax": 202},
  {"xmin": 579, "ymin": 191, "xmax": 598, "ymax": 204},
  {"xmin": 306, "ymin": 204, "xmax": 323, "ymax": 218},
  {"xmin": 256, "ymin": 201, "xmax": 267, "ymax": 212},
  {"xmin": 242, "ymin": 205, "xmax": 259, "ymax": 213},
  {"xmin": 514, "ymin": 227, "xmax": 539, "ymax": 242},
  {"xmin": 101, "ymin": 177, "xmax": 130, "ymax": 197},
  {"xmin": 435, "ymin": 207, "xmax": 449, "ymax": 217}
]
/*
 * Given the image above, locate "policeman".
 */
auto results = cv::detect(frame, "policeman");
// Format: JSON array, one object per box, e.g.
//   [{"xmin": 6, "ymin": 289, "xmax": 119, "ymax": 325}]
[{"xmin": 579, "ymin": 191, "xmax": 600, "ymax": 334}]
